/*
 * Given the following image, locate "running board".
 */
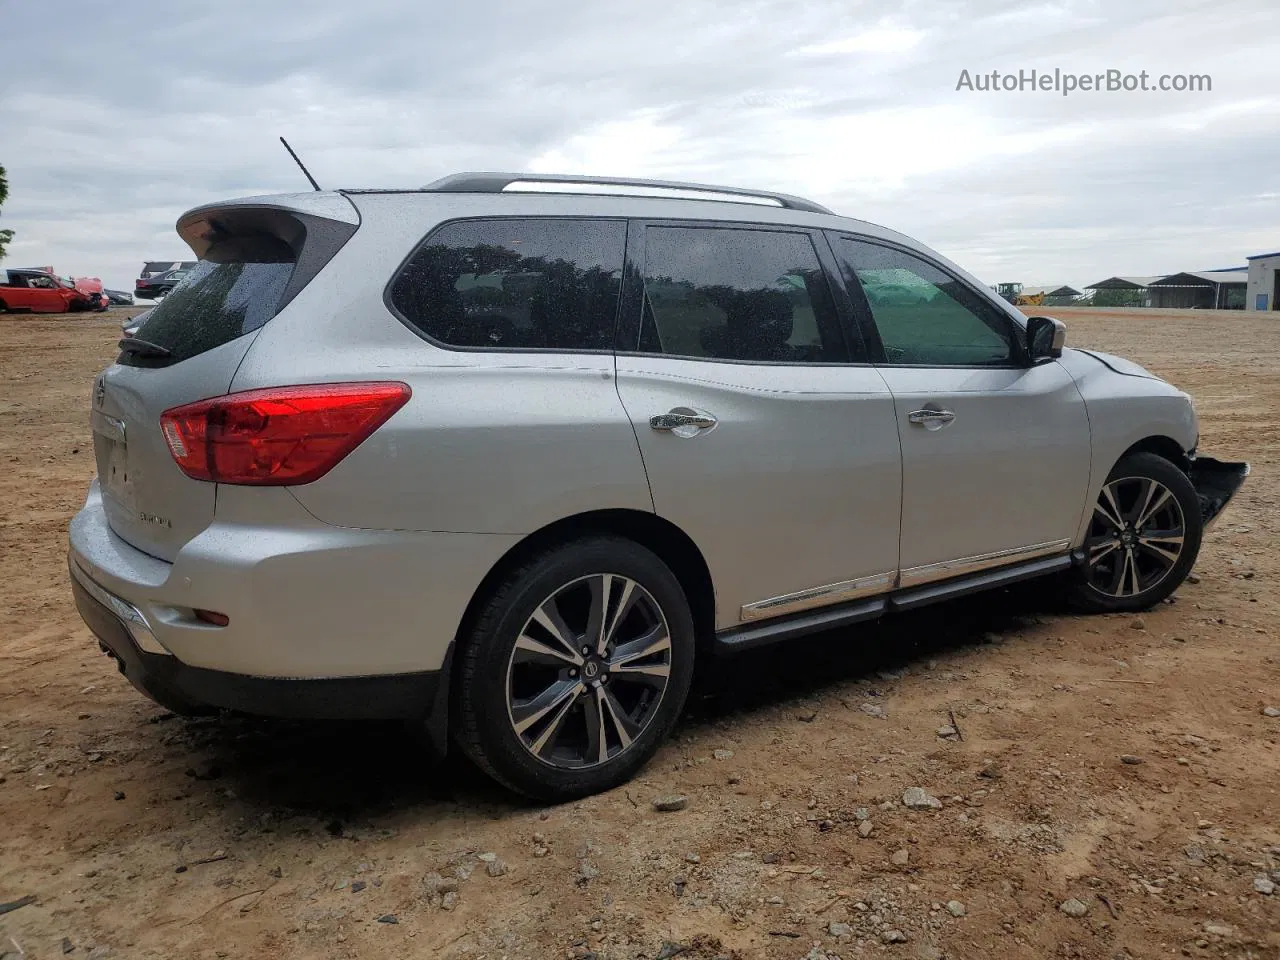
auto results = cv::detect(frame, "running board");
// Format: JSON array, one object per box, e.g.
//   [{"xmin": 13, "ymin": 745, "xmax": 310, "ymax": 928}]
[
  {"xmin": 888, "ymin": 554, "xmax": 1071, "ymax": 611},
  {"xmin": 715, "ymin": 598, "xmax": 887, "ymax": 653},
  {"xmin": 713, "ymin": 553, "xmax": 1072, "ymax": 654}
]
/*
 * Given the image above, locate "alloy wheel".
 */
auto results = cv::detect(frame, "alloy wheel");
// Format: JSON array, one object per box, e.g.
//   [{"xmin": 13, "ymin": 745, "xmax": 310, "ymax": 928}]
[
  {"xmin": 505, "ymin": 574, "xmax": 672, "ymax": 769},
  {"xmin": 1085, "ymin": 475, "xmax": 1186, "ymax": 598}
]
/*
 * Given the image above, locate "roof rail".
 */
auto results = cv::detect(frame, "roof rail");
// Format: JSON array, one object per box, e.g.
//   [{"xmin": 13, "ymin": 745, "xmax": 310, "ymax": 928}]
[{"xmin": 421, "ymin": 172, "xmax": 835, "ymax": 215}]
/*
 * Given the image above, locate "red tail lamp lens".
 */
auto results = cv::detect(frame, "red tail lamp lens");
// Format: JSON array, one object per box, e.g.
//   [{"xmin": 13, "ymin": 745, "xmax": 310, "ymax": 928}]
[{"xmin": 160, "ymin": 382, "xmax": 410, "ymax": 485}]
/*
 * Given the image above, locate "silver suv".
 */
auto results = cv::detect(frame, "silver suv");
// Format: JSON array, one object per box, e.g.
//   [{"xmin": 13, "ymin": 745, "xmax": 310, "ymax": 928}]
[{"xmin": 68, "ymin": 173, "xmax": 1248, "ymax": 800}]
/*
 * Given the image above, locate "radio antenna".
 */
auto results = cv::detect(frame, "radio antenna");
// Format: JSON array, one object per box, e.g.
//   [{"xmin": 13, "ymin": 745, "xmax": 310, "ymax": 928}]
[{"xmin": 279, "ymin": 137, "xmax": 322, "ymax": 191}]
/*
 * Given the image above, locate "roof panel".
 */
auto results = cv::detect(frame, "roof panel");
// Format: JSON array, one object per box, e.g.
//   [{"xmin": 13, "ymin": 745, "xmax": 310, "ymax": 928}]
[{"xmin": 1084, "ymin": 275, "xmax": 1161, "ymax": 289}]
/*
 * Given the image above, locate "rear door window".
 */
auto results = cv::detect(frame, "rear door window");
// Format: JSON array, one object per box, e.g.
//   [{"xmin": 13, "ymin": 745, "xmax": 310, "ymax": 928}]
[
  {"xmin": 389, "ymin": 218, "xmax": 626, "ymax": 351},
  {"xmin": 635, "ymin": 226, "xmax": 849, "ymax": 363}
]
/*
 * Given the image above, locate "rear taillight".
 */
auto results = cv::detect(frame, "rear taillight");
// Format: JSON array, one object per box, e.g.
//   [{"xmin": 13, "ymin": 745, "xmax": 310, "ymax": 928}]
[{"xmin": 159, "ymin": 382, "xmax": 411, "ymax": 485}]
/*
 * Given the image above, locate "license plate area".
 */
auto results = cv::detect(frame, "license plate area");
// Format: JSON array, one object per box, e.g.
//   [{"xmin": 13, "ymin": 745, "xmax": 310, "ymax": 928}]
[{"xmin": 92, "ymin": 411, "xmax": 135, "ymax": 511}]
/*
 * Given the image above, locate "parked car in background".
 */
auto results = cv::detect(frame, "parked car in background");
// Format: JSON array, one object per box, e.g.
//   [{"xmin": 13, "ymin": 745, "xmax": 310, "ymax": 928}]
[
  {"xmin": 135, "ymin": 259, "xmax": 197, "ymax": 300},
  {"xmin": 134, "ymin": 268, "xmax": 191, "ymax": 301},
  {"xmin": 0, "ymin": 267, "xmax": 108, "ymax": 313},
  {"xmin": 120, "ymin": 307, "xmax": 151, "ymax": 338},
  {"xmin": 69, "ymin": 173, "xmax": 1249, "ymax": 801},
  {"xmin": 140, "ymin": 260, "xmax": 197, "ymax": 279},
  {"xmin": 105, "ymin": 290, "xmax": 135, "ymax": 306}
]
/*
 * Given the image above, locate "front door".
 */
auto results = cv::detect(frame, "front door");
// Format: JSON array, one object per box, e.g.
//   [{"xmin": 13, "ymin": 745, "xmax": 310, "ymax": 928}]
[
  {"xmin": 831, "ymin": 235, "xmax": 1091, "ymax": 585},
  {"xmin": 614, "ymin": 223, "xmax": 903, "ymax": 629}
]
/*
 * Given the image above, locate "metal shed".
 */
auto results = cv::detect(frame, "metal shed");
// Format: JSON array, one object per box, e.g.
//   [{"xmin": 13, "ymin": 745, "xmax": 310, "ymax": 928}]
[{"xmin": 1146, "ymin": 270, "xmax": 1248, "ymax": 310}]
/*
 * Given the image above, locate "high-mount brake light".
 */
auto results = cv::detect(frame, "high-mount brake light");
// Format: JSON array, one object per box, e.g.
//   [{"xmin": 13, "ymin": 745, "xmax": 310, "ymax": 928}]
[{"xmin": 159, "ymin": 382, "xmax": 411, "ymax": 485}]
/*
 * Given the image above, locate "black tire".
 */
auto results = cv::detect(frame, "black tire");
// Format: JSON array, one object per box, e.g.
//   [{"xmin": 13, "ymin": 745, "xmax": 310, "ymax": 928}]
[
  {"xmin": 454, "ymin": 536, "xmax": 695, "ymax": 801},
  {"xmin": 1068, "ymin": 451, "xmax": 1202, "ymax": 613}
]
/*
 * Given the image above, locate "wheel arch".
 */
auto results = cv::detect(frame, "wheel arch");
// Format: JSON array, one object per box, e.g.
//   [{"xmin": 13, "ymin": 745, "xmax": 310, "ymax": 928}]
[
  {"xmin": 430, "ymin": 509, "xmax": 716, "ymax": 754},
  {"xmin": 1118, "ymin": 434, "xmax": 1192, "ymax": 473},
  {"xmin": 453, "ymin": 509, "xmax": 716, "ymax": 649},
  {"xmin": 1072, "ymin": 431, "xmax": 1195, "ymax": 550}
]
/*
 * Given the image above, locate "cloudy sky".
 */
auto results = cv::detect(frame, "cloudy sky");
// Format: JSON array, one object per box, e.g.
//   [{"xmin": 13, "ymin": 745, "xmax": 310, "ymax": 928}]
[{"xmin": 1, "ymin": 0, "xmax": 1276, "ymax": 291}]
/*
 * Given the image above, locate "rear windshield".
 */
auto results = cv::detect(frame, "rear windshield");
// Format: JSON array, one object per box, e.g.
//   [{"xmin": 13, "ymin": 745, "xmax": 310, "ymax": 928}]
[{"xmin": 123, "ymin": 241, "xmax": 295, "ymax": 367}]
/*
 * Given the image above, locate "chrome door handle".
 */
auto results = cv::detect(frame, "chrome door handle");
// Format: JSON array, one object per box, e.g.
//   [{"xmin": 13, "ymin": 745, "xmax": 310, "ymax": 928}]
[
  {"xmin": 907, "ymin": 408, "xmax": 956, "ymax": 425},
  {"xmin": 650, "ymin": 409, "xmax": 718, "ymax": 433}
]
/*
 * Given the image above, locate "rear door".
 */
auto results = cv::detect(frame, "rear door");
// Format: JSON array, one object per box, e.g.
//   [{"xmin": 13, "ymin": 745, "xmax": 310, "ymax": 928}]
[
  {"xmin": 1, "ymin": 274, "xmax": 65, "ymax": 312},
  {"xmin": 93, "ymin": 201, "xmax": 358, "ymax": 561},
  {"xmin": 830, "ymin": 234, "xmax": 1091, "ymax": 584},
  {"xmin": 614, "ymin": 222, "xmax": 902, "ymax": 630}
]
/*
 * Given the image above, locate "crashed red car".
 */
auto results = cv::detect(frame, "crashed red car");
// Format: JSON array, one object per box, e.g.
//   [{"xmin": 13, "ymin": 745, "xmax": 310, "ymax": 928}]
[{"xmin": 0, "ymin": 267, "xmax": 109, "ymax": 313}]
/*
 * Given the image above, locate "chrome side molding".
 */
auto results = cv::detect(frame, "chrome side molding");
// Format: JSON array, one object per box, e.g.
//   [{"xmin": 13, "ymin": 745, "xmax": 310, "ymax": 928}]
[
  {"xmin": 740, "ymin": 572, "xmax": 894, "ymax": 622},
  {"xmin": 898, "ymin": 539, "xmax": 1072, "ymax": 588},
  {"xmin": 738, "ymin": 540, "xmax": 1075, "ymax": 625}
]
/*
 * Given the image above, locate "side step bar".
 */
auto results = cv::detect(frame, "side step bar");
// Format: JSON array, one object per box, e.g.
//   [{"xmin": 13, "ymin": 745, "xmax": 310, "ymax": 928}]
[
  {"xmin": 713, "ymin": 552, "xmax": 1074, "ymax": 654},
  {"xmin": 889, "ymin": 554, "xmax": 1071, "ymax": 612}
]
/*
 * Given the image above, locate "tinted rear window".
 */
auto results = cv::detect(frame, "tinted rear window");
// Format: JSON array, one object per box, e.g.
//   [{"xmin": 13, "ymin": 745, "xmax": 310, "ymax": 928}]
[
  {"xmin": 389, "ymin": 218, "xmax": 626, "ymax": 350},
  {"xmin": 637, "ymin": 226, "xmax": 848, "ymax": 363},
  {"xmin": 124, "ymin": 246, "xmax": 294, "ymax": 367}
]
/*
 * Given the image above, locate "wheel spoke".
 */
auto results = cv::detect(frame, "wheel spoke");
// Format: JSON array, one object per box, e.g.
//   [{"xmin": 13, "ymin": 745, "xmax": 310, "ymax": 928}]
[
  {"xmin": 599, "ymin": 684, "xmax": 639, "ymax": 749},
  {"xmin": 528, "ymin": 686, "xmax": 583, "ymax": 758},
  {"xmin": 512, "ymin": 678, "xmax": 583, "ymax": 735},
  {"xmin": 608, "ymin": 624, "xmax": 671, "ymax": 670},
  {"xmin": 610, "ymin": 662, "xmax": 670, "ymax": 687},
  {"xmin": 530, "ymin": 599, "xmax": 584, "ymax": 666},
  {"xmin": 1138, "ymin": 531, "xmax": 1183, "ymax": 566},
  {"xmin": 1122, "ymin": 478, "xmax": 1152, "ymax": 526},
  {"xmin": 1122, "ymin": 550, "xmax": 1142, "ymax": 596},
  {"xmin": 1088, "ymin": 537, "xmax": 1120, "ymax": 564},
  {"xmin": 1135, "ymin": 484, "xmax": 1173, "ymax": 529},
  {"xmin": 1103, "ymin": 551, "xmax": 1124, "ymax": 595},
  {"xmin": 514, "ymin": 632, "xmax": 581, "ymax": 667},
  {"xmin": 584, "ymin": 575, "xmax": 611, "ymax": 660},
  {"xmin": 601, "ymin": 578, "xmax": 639, "ymax": 655},
  {"xmin": 1095, "ymin": 485, "xmax": 1126, "ymax": 532},
  {"xmin": 582, "ymin": 685, "xmax": 607, "ymax": 764}
]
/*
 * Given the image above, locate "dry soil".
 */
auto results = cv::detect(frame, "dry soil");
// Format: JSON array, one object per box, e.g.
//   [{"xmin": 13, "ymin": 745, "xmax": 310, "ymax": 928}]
[{"xmin": 0, "ymin": 307, "xmax": 1277, "ymax": 960}]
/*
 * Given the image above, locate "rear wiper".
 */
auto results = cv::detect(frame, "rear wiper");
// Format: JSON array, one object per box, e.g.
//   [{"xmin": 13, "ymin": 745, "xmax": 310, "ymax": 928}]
[{"xmin": 117, "ymin": 337, "xmax": 172, "ymax": 359}]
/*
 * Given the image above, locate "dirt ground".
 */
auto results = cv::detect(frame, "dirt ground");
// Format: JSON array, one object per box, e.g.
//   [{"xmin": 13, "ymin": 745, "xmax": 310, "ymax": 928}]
[{"xmin": 1, "ymin": 306, "xmax": 1277, "ymax": 960}]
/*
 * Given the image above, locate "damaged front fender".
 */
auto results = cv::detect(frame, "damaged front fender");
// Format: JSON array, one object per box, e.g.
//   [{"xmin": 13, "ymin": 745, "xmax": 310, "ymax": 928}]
[{"xmin": 1190, "ymin": 456, "xmax": 1250, "ymax": 532}]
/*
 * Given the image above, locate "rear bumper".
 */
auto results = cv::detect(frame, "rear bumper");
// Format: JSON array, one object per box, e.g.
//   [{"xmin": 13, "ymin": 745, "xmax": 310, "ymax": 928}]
[
  {"xmin": 67, "ymin": 479, "xmax": 516, "ymax": 678},
  {"xmin": 70, "ymin": 557, "xmax": 443, "ymax": 721},
  {"xmin": 1190, "ymin": 455, "xmax": 1249, "ymax": 531}
]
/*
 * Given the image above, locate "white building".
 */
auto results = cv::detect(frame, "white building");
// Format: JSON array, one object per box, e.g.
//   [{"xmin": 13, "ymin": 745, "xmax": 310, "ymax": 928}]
[{"xmin": 1246, "ymin": 251, "xmax": 1280, "ymax": 311}]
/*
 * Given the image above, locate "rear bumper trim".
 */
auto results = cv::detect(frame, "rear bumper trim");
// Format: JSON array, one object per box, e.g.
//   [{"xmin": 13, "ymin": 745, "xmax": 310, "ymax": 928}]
[
  {"xmin": 1189, "ymin": 456, "xmax": 1249, "ymax": 532},
  {"xmin": 68, "ymin": 557, "xmax": 168, "ymax": 656},
  {"xmin": 69, "ymin": 556, "xmax": 440, "ymax": 721}
]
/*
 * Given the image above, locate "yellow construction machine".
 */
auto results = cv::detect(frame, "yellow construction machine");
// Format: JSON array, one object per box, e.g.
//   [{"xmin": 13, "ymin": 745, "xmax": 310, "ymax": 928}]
[{"xmin": 995, "ymin": 282, "xmax": 1045, "ymax": 307}]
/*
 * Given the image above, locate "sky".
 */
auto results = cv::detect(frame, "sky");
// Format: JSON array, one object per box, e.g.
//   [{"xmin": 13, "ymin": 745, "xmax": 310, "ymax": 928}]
[{"xmin": 0, "ymin": 0, "xmax": 1277, "ymax": 293}]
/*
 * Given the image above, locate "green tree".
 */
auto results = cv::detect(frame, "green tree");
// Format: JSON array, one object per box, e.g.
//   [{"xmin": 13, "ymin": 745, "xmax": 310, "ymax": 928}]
[{"xmin": 0, "ymin": 164, "xmax": 13, "ymax": 261}]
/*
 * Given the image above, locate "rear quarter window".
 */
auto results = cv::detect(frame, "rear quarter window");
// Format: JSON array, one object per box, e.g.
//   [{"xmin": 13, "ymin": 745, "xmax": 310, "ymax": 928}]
[
  {"xmin": 388, "ymin": 218, "xmax": 626, "ymax": 351},
  {"xmin": 125, "ymin": 258, "xmax": 294, "ymax": 367},
  {"xmin": 122, "ymin": 206, "xmax": 358, "ymax": 369}
]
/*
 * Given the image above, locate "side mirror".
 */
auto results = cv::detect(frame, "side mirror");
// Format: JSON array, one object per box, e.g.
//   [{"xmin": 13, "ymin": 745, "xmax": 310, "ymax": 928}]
[{"xmin": 1026, "ymin": 315, "xmax": 1066, "ymax": 361}]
